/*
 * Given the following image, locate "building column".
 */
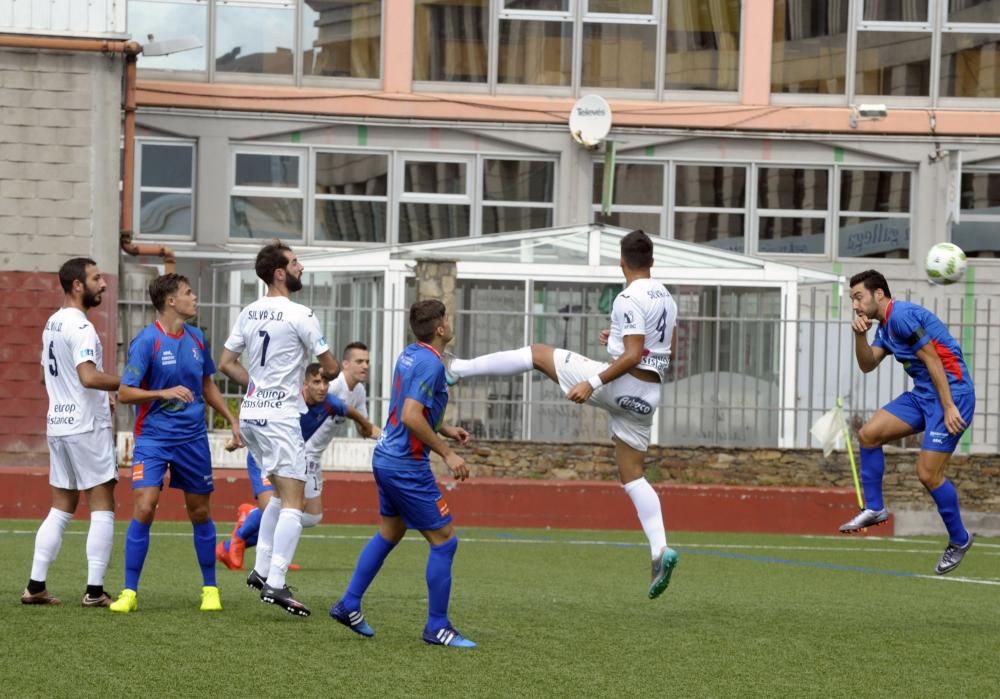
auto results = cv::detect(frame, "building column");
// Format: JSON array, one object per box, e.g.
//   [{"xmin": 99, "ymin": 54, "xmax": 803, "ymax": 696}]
[{"xmin": 414, "ymin": 259, "xmax": 457, "ymax": 321}]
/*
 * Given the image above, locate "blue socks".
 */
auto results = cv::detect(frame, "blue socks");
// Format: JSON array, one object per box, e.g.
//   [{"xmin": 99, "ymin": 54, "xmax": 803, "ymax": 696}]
[
  {"xmin": 426, "ymin": 536, "xmax": 458, "ymax": 631},
  {"xmin": 237, "ymin": 507, "xmax": 262, "ymax": 547},
  {"xmin": 193, "ymin": 520, "xmax": 217, "ymax": 587},
  {"xmin": 860, "ymin": 446, "xmax": 886, "ymax": 511},
  {"xmin": 124, "ymin": 519, "xmax": 151, "ymax": 591},
  {"xmin": 342, "ymin": 532, "xmax": 396, "ymax": 610},
  {"xmin": 930, "ymin": 480, "xmax": 969, "ymax": 546}
]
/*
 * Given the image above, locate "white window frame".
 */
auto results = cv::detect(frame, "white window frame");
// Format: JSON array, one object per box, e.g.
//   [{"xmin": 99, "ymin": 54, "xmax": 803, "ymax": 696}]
[
  {"xmin": 589, "ymin": 159, "xmax": 667, "ymax": 237},
  {"xmin": 228, "ymin": 145, "xmax": 307, "ymax": 242},
  {"xmin": 481, "ymin": 155, "xmax": 558, "ymax": 235},
  {"xmin": 752, "ymin": 164, "xmax": 832, "ymax": 258},
  {"xmin": 134, "ymin": 137, "xmax": 197, "ymax": 240},
  {"xmin": 834, "ymin": 165, "xmax": 914, "ymax": 262},
  {"xmin": 950, "ymin": 166, "xmax": 1000, "ymax": 261},
  {"xmin": 311, "ymin": 148, "xmax": 392, "ymax": 246},
  {"xmin": 670, "ymin": 160, "xmax": 749, "ymax": 253},
  {"xmin": 395, "ymin": 154, "xmax": 475, "ymax": 244}
]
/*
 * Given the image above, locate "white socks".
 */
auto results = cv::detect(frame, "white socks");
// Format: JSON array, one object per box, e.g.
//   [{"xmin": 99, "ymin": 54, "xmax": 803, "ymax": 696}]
[
  {"xmin": 268, "ymin": 508, "xmax": 303, "ymax": 589},
  {"xmin": 253, "ymin": 496, "xmax": 282, "ymax": 577},
  {"xmin": 301, "ymin": 512, "xmax": 322, "ymax": 528},
  {"xmin": 623, "ymin": 478, "xmax": 667, "ymax": 557},
  {"xmin": 30, "ymin": 508, "xmax": 72, "ymax": 582},
  {"xmin": 451, "ymin": 346, "xmax": 533, "ymax": 378},
  {"xmin": 86, "ymin": 510, "xmax": 115, "ymax": 586}
]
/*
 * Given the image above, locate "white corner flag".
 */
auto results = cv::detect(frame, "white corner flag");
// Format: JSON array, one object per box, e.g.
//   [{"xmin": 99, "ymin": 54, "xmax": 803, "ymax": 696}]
[{"xmin": 810, "ymin": 405, "xmax": 844, "ymax": 457}]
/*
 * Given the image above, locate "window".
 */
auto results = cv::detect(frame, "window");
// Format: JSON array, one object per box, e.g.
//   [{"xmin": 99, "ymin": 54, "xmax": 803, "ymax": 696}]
[
  {"xmin": 837, "ymin": 169, "xmax": 911, "ymax": 258},
  {"xmin": 773, "ymin": 0, "xmax": 1000, "ymax": 104},
  {"xmin": 415, "ymin": 0, "xmax": 741, "ymax": 96},
  {"xmin": 128, "ymin": 0, "xmax": 382, "ymax": 83},
  {"xmin": 482, "ymin": 159, "xmax": 555, "ymax": 234},
  {"xmin": 590, "ymin": 153, "xmax": 913, "ymax": 259},
  {"xmin": 674, "ymin": 164, "xmax": 747, "ymax": 252},
  {"xmin": 398, "ymin": 159, "xmax": 472, "ymax": 243},
  {"xmin": 592, "ymin": 161, "xmax": 664, "ymax": 235},
  {"xmin": 756, "ymin": 168, "xmax": 828, "ymax": 254},
  {"xmin": 953, "ymin": 169, "xmax": 1000, "ymax": 257},
  {"xmin": 314, "ymin": 151, "xmax": 389, "ymax": 243},
  {"xmin": 137, "ymin": 141, "xmax": 195, "ymax": 238},
  {"xmin": 230, "ymin": 151, "xmax": 304, "ymax": 239}
]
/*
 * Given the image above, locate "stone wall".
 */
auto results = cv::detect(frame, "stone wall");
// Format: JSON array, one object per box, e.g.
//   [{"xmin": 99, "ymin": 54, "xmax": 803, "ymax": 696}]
[{"xmin": 437, "ymin": 441, "xmax": 1000, "ymax": 513}]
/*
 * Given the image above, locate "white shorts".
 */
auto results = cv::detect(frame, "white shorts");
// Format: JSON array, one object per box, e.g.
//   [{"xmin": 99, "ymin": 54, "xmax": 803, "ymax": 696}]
[
  {"xmin": 47, "ymin": 424, "xmax": 118, "ymax": 490},
  {"xmin": 304, "ymin": 455, "xmax": 323, "ymax": 499},
  {"xmin": 553, "ymin": 349, "xmax": 660, "ymax": 452},
  {"xmin": 241, "ymin": 419, "xmax": 307, "ymax": 482}
]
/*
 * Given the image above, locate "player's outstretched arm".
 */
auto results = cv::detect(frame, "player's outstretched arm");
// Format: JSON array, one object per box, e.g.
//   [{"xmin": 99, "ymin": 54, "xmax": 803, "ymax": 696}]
[
  {"xmin": 916, "ymin": 343, "xmax": 967, "ymax": 435},
  {"xmin": 203, "ymin": 376, "xmax": 243, "ymax": 448},
  {"xmin": 401, "ymin": 398, "xmax": 469, "ymax": 481},
  {"xmin": 76, "ymin": 361, "xmax": 120, "ymax": 391},
  {"xmin": 218, "ymin": 348, "xmax": 249, "ymax": 386},
  {"xmin": 852, "ymin": 315, "xmax": 886, "ymax": 373}
]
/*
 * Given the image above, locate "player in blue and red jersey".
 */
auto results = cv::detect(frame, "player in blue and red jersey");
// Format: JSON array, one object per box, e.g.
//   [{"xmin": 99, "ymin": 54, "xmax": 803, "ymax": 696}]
[
  {"xmin": 329, "ymin": 299, "xmax": 475, "ymax": 648},
  {"xmin": 841, "ymin": 270, "xmax": 976, "ymax": 574},
  {"xmin": 111, "ymin": 274, "xmax": 241, "ymax": 613}
]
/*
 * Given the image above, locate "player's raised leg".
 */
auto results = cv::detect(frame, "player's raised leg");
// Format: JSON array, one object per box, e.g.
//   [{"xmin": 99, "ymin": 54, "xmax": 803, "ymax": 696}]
[
  {"xmin": 839, "ymin": 408, "xmax": 916, "ymax": 533},
  {"xmin": 445, "ymin": 343, "xmax": 558, "ymax": 384}
]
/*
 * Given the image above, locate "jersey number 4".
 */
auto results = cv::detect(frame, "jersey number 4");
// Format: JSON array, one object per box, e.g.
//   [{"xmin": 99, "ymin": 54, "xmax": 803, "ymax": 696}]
[
  {"xmin": 655, "ymin": 310, "xmax": 668, "ymax": 343},
  {"xmin": 48, "ymin": 341, "xmax": 58, "ymax": 377},
  {"xmin": 258, "ymin": 330, "xmax": 271, "ymax": 366}
]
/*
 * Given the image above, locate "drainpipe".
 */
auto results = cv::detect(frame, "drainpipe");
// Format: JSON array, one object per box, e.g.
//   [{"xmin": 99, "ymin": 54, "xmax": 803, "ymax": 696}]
[{"xmin": 0, "ymin": 33, "xmax": 175, "ymax": 272}]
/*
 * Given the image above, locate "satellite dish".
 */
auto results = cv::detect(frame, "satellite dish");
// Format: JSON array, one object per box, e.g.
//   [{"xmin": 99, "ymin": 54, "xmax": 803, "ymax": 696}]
[{"xmin": 569, "ymin": 95, "xmax": 612, "ymax": 150}]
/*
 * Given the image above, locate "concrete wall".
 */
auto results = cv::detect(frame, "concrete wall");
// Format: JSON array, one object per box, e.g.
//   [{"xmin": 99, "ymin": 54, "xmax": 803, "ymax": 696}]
[{"xmin": 0, "ymin": 48, "xmax": 122, "ymax": 464}]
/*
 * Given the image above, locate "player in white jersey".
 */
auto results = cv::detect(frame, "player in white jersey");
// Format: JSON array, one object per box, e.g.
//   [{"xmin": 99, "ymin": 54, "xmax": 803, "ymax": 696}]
[
  {"xmin": 218, "ymin": 241, "xmax": 339, "ymax": 617},
  {"xmin": 22, "ymin": 258, "xmax": 120, "ymax": 607},
  {"xmin": 444, "ymin": 230, "xmax": 679, "ymax": 598},
  {"xmin": 303, "ymin": 342, "xmax": 381, "ymax": 510}
]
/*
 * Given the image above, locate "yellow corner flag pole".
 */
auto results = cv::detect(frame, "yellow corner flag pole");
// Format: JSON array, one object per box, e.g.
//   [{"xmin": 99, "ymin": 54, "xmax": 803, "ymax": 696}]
[{"xmin": 838, "ymin": 398, "xmax": 864, "ymax": 509}]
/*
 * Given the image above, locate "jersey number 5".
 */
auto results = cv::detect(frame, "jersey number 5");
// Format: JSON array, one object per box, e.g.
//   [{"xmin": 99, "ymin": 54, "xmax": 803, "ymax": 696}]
[
  {"xmin": 258, "ymin": 330, "xmax": 271, "ymax": 367},
  {"xmin": 47, "ymin": 341, "xmax": 58, "ymax": 377}
]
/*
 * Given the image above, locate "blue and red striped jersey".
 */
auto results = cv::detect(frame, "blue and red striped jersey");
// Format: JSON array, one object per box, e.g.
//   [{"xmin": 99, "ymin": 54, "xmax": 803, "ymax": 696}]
[{"xmin": 372, "ymin": 343, "xmax": 448, "ymax": 471}]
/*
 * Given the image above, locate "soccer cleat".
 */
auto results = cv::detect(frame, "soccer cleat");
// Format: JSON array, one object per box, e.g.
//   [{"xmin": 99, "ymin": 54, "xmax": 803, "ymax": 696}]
[
  {"xmin": 246, "ymin": 569, "xmax": 266, "ymax": 591},
  {"xmin": 441, "ymin": 351, "xmax": 459, "ymax": 386},
  {"xmin": 200, "ymin": 586, "xmax": 223, "ymax": 611},
  {"xmin": 289, "ymin": 563, "xmax": 301, "ymax": 571},
  {"xmin": 109, "ymin": 588, "xmax": 137, "ymax": 613},
  {"xmin": 81, "ymin": 591, "xmax": 113, "ymax": 607},
  {"xmin": 936, "ymin": 532, "xmax": 975, "ymax": 575},
  {"xmin": 260, "ymin": 584, "xmax": 311, "ymax": 617},
  {"xmin": 649, "ymin": 546, "xmax": 679, "ymax": 599},
  {"xmin": 20, "ymin": 588, "xmax": 60, "ymax": 605},
  {"xmin": 329, "ymin": 601, "xmax": 375, "ymax": 638},
  {"xmin": 228, "ymin": 536, "xmax": 247, "ymax": 570},
  {"xmin": 422, "ymin": 624, "xmax": 476, "ymax": 648},
  {"xmin": 838, "ymin": 508, "xmax": 890, "ymax": 533},
  {"xmin": 216, "ymin": 540, "xmax": 242, "ymax": 571}
]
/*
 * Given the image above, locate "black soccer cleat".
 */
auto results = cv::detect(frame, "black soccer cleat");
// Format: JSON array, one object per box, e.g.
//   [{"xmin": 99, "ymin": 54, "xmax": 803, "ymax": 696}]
[
  {"xmin": 261, "ymin": 584, "xmax": 311, "ymax": 617},
  {"xmin": 246, "ymin": 569, "xmax": 265, "ymax": 591},
  {"xmin": 936, "ymin": 533, "xmax": 975, "ymax": 575}
]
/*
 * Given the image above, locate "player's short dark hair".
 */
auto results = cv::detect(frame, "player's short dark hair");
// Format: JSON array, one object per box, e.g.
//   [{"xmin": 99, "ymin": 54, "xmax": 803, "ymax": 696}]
[
  {"xmin": 255, "ymin": 240, "xmax": 292, "ymax": 286},
  {"xmin": 620, "ymin": 229, "xmax": 654, "ymax": 269},
  {"xmin": 409, "ymin": 299, "xmax": 446, "ymax": 343},
  {"xmin": 305, "ymin": 362, "xmax": 323, "ymax": 379},
  {"xmin": 148, "ymin": 273, "xmax": 190, "ymax": 312},
  {"xmin": 849, "ymin": 269, "xmax": 892, "ymax": 298},
  {"xmin": 343, "ymin": 341, "xmax": 368, "ymax": 359},
  {"xmin": 58, "ymin": 257, "xmax": 96, "ymax": 293}
]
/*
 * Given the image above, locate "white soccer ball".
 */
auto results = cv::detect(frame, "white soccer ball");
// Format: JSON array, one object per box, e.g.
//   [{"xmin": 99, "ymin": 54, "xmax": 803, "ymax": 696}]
[{"xmin": 925, "ymin": 242, "xmax": 967, "ymax": 285}]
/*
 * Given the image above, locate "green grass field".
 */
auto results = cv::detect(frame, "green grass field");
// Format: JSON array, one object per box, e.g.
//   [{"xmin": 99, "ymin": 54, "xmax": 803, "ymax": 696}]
[{"xmin": 2, "ymin": 520, "xmax": 997, "ymax": 698}]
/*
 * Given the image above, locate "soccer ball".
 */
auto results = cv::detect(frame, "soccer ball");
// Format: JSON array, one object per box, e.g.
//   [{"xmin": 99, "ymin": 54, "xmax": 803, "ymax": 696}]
[{"xmin": 925, "ymin": 242, "xmax": 967, "ymax": 285}]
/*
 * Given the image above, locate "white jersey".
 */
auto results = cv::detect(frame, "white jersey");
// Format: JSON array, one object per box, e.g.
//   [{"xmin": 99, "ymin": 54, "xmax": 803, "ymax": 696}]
[
  {"xmin": 41, "ymin": 307, "xmax": 111, "ymax": 437},
  {"xmin": 304, "ymin": 374, "xmax": 368, "ymax": 458},
  {"xmin": 224, "ymin": 296, "xmax": 330, "ymax": 420},
  {"xmin": 607, "ymin": 277, "xmax": 676, "ymax": 382}
]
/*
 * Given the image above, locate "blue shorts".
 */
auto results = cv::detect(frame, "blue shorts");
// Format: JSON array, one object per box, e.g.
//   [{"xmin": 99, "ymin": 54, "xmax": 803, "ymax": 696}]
[
  {"xmin": 372, "ymin": 467, "xmax": 452, "ymax": 532},
  {"xmin": 247, "ymin": 453, "xmax": 274, "ymax": 498},
  {"xmin": 132, "ymin": 437, "xmax": 213, "ymax": 494},
  {"xmin": 883, "ymin": 389, "xmax": 975, "ymax": 453}
]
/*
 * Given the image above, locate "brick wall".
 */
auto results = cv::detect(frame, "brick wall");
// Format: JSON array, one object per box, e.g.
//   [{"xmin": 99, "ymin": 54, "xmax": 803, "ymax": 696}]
[{"xmin": 0, "ymin": 48, "xmax": 123, "ymax": 464}]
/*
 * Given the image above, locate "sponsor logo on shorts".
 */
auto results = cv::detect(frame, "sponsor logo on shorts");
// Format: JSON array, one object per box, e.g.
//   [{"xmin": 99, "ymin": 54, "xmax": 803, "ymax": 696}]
[
  {"xmin": 928, "ymin": 429, "xmax": 951, "ymax": 444},
  {"xmin": 616, "ymin": 395, "xmax": 653, "ymax": 415},
  {"xmin": 436, "ymin": 497, "xmax": 450, "ymax": 517},
  {"xmin": 133, "ymin": 461, "xmax": 144, "ymax": 480}
]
